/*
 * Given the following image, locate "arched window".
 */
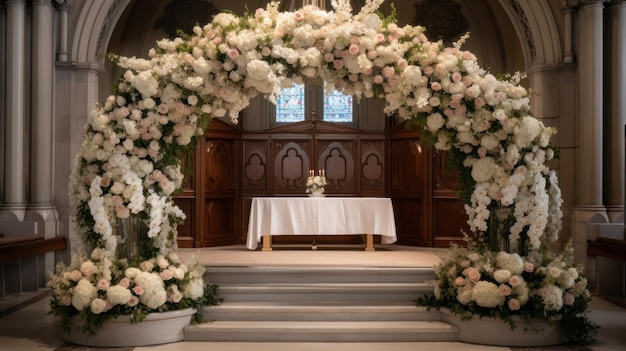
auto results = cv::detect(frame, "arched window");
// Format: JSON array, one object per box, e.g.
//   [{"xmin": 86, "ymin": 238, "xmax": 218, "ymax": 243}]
[{"xmin": 275, "ymin": 83, "xmax": 355, "ymax": 124}]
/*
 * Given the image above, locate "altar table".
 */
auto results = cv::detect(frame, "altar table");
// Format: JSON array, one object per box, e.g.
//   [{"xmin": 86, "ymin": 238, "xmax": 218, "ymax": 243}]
[{"xmin": 246, "ymin": 197, "xmax": 397, "ymax": 251}]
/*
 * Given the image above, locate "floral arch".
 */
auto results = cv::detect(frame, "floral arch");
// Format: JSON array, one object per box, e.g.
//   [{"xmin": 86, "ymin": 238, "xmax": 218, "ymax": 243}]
[{"xmin": 49, "ymin": 0, "xmax": 595, "ymax": 343}]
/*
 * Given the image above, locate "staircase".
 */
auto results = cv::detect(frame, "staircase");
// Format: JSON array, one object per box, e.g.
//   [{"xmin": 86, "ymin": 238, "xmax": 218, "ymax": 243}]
[{"xmin": 185, "ymin": 265, "xmax": 458, "ymax": 342}]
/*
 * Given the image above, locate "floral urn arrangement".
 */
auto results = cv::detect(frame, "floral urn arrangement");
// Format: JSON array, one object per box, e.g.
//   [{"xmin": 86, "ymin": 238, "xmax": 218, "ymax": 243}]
[
  {"xmin": 306, "ymin": 170, "xmax": 327, "ymax": 195},
  {"xmin": 47, "ymin": 0, "xmax": 596, "ymax": 345}
]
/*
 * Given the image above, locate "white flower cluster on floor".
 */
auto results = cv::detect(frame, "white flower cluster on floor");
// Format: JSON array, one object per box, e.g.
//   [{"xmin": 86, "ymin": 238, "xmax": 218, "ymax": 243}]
[
  {"xmin": 418, "ymin": 238, "xmax": 597, "ymax": 344},
  {"xmin": 49, "ymin": 0, "xmax": 577, "ymax": 337}
]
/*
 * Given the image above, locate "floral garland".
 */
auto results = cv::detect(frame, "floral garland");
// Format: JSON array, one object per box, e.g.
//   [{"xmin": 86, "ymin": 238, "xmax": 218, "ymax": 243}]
[{"xmin": 48, "ymin": 0, "xmax": 590, "ymax": 339}]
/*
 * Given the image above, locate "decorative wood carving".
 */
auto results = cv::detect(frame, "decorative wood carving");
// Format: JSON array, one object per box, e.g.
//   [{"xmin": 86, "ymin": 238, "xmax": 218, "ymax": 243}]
[
  {"xmin": 205, "ymin": 139, "xmax": 236, "ymax": 192},
  {"xmin": 204, "ymin": 199, "xmax": 236, "ymax": 245},
  {"xmin": 318, "ymin": 141, "xmax": 354, "ymax": 192},
  {"xmin": 273, "ymin": 141, "xmax": 311, "ymax": 192},
  {"xmin": 392, "ymin": 198, "xmax": 425, "ymax": 246},
  {"xmin": 433, "ymin": 198, "xmax": 471, "ymax": 247},
  {"xmin": 390, "ymin": 139, "xmax": 424, "ymax": 193},
  {"xmin": 243, "ymin": 141, "xmax": 267, "ymax": 192},
  {"xmin": 434, "ymin": 151, "xmax": 459, "ymax": 190},
  {"xmin": 360, "ymin": 141, "xmax": 385, "ymax": 192}
]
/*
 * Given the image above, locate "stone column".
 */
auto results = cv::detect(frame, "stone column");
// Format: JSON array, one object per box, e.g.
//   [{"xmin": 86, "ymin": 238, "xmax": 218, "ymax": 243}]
[
  {"xmin": 607, "ymin": 0, "xmax": 626, "ymax": 223},
  {"xmin": 0, "ymin": 0, "xmax": 28, "ymax": 222},
  {"xmin": 562, "ymin": 1, "xmax": 578, "ymax": 64},
  {"xmin": 27, "ymin": 0, "xmax": 59, "ymax": 234},
  {"xmin": 571, "ymin": 0, "xmax": 609, "ymax": 264},
  {"xmin": 54, "ymin": 0, "xmax": 71, "ymax": 62}
]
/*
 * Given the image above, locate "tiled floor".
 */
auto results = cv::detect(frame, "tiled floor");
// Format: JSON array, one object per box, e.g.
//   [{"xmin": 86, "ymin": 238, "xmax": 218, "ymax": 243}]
[{"xmin": 1, "ymin": 245, "xmax": 624, "ymax": 351}]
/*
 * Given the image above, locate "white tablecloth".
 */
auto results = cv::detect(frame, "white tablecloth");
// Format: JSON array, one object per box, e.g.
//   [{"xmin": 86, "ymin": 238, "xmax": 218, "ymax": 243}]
[{"xmin": 246, "ymin": 197, "xmax": 397, "ymax": 250}]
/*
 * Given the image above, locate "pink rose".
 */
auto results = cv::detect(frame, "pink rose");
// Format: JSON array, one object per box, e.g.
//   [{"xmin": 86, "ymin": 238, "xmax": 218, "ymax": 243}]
[
  {"xmin": 133, "ymin": 286, "xmax": 145, "ymax": 295},
  {"xmin": 118, "ymin": 278, "xmax": 130, "ymax": 288},
  {"xmin": 508, "ymin": 275, "xmax": 522, "ymax": 287},
  {"xmin": 61, "ymin": 295, "xmax": 72, "ymax": 306},
  {"xmin": 349, "ymin": 44, "xmax": 360, "ymax": 55},
  {"xmin": 160, "ymin": 269, "xmax": 174, "ymax": 281},
  {"xmin": 508, "ymin": 298, "xmax": 521, "ymax": 311},
  {"xmin": 227, "ymin": 49, "xmax": 239, "ymax": 60},
  {"xmin": 97, "ymin": 279, "xmax": 110, "ymax": 291},
  {"xmin": 128, "ymin": 295, "xmax": 139, "ymax": 307},
  {"xmin": 462, "ymin": 267, "xmax": 481, "ymax": 281},
  {"xmin": 454, "ymin": 277, "xmax": 465, "ymax": 286},
  {"xmin": 498, "ymin": 284, "xmax": 512, "ymax": 296},
  {"xmin": 523, "ymin": 262, "xmax": 534, "ymax": 273}
]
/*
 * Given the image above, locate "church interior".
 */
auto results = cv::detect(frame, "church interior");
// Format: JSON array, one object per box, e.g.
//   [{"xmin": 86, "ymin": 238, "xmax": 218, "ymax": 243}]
[{"xmin": 1, "ymin": 0, "xmax": 625, "ymax": 350}]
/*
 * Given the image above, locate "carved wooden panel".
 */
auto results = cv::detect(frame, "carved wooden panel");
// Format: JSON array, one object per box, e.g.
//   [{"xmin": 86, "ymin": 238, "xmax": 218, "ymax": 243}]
[
  {"xmin": 173, "ymin": 148, "xmax": 196, "ymax": 248},
  {"xmin": 243, "ymin": 141, "xmax": 267, "ymax": 192},
  {"xmin": 204, "ymin": 198, "xmax": 237, "ymax": 246},
  {"xmin": 434, "ymin": 151, "xmax": 459, "ymax": 190},
  {"xmin": 318, "ymin": 140, "xmax": 354, "ymax": 193},
  {"xmin": 392, "ymin": 199, "xmax": 425, "ymax": 246},
  {"xmin": 360, "ymin": 141, "xmax": 385, "ymax": 193},
  {"xmin": 205, "ymin": 139, "xmax": 236, "ymax": 192},
  {"xmin": 432, "ymin": 198, "xmax": 471, "ymax": 247},
  {"xmin": 389, "ymin": 139, "xmax": 424, "ymax": 193},
  {"xmin": 273, "ymin": 140, "xmax": 310, "ymax": 193}
]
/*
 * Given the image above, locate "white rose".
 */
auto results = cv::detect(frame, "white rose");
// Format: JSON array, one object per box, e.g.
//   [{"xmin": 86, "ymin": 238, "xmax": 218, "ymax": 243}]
[
  {"xmin": 471, "ymin": 157, "xmax": 496, "ymax": 183},
  {"xmin": 90, "ymin": 298, "xmax": 107, "ymax": 314},
  {"xmin": 426, "ymin": 113, "xmax": 445, "ymax": 132}
]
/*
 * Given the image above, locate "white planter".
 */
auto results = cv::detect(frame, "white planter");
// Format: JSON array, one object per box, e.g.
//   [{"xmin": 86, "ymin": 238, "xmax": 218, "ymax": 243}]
[
  {"xmin": 61, "ymin": 308, "xmax": 196, "ymax": 347},
  {"xmin": 440, "ymin": 309, "xmax": 565, "ymax": 347}
]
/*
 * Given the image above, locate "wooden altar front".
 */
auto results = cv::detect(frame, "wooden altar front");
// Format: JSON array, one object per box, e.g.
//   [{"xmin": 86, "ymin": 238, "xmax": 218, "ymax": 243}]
[{"xmin": 172, "ymin": 118, "xmax": 470, "ymax": 248}]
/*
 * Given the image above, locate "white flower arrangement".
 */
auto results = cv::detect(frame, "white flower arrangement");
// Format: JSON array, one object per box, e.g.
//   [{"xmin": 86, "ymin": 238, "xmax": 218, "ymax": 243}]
[
  {"xmin": 417, "ymin": 237, "xmax": 597, "ymax": 344},
  {"xmin": 306, "ymin": 170, "xmax": 327, "ymax": 194},
  {"xmin": 49, "ymin": 0, "xmax": 589, "ymax": 341}
]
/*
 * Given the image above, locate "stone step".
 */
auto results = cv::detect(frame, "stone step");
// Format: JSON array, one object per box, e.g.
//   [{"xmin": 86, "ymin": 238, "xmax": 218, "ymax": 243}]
[
  {"xmin": 203, "ymin": 303, "xmax": 439, "ymax": 322},
  {"xmin": 216, "ymin": 282, "xmax": 431, "ymax": 303},
  {"xmin": 184, "ymin": 320, "xmax": 458, "ymax": 342},
  {"xmin": 205, "ymin": 266, "xmax": 436, "ymax": 284}
]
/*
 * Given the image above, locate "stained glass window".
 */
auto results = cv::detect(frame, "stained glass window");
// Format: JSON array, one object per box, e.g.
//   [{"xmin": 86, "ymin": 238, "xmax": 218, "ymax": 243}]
[
  {"xmin": 275, "ymin": 84, "xmax": 305, "ymax": 123},
  {"xmin": 323, "ymin": 88, "xmax": 353, "ymax": 123},
  {"xmin": 275, "ymin": 83, "xmax": 354, "ymax": 123}
]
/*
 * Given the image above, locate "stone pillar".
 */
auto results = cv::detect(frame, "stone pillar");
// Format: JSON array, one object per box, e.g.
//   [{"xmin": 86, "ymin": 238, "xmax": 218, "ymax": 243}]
[
  {"xmin": 27, "ymin": 0, "xmax": 59, "ymax": 230},
  {"xmin": 562, "ymin": 1, "xmax": 577, "ymax": 63},
  {"xmin": 571, "ymin": 0, "xmax": 609, "ymax": 264},
  {"xmin": 55, "ymin": 62, "xmax": 104, "ymax": 253},
  {"xmin": 54, "ymin": 0, "xmax": 71, "ymax": 62},
  {"xmin": 607, "ymin": 0, "xmax": 626, "ymax": 223},
  {"xmin": 0, "ymin": 0, "xmax": 28, "ymax": 222}
]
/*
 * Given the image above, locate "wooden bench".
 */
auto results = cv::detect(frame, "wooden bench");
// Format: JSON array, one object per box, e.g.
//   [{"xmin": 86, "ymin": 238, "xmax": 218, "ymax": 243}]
[
  {"xmin": 0, "ymin": 222, "xmax": 68, "ymax": 297},
  {"xmin": 0, "ymin": 234, "xmax": 67, "ymax": 262},
  {"xmin": 587, "ymin": 237, "xmax": 626, "ymax": 262}
]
